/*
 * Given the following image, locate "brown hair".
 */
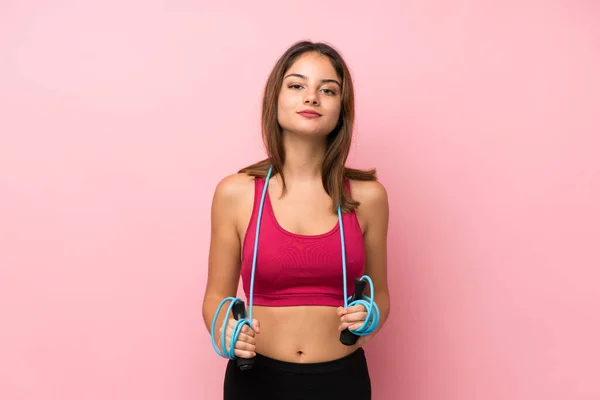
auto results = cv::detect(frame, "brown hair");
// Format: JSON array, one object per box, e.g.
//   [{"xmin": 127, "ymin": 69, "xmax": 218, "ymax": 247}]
[{"xmin": 239, "ymin": 40, "xmax": 377, "ymax": 213}]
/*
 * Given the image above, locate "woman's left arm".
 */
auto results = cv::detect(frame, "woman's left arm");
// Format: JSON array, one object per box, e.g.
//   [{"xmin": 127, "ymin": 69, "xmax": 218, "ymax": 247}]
[
  {"xmin": 360, "ymin": 180, "xmax": 390, "ymax": 344},
  {"xmin": 337, "ymin": 180, "xmax": 390, "ymax": 345}
]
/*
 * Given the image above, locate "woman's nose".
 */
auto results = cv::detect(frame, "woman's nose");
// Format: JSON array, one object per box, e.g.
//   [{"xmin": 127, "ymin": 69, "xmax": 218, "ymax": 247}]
[{"xmin": 303, "ymin": 93, "xmax": 319, "ymax": 105}]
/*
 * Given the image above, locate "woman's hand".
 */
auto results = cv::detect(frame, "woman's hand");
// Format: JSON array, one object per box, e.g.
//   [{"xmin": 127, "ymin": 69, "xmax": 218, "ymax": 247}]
[
  {"xmin": 338, "ymin": 304, "xmax": 367, "ymax": 332},
  {"xmin": 219, "ymin": 317, "xmax": 260, "ymax": 359},
  {"xmin": 337, "ymin": 305, "xmax": 367, "ymax": 332},
  {"xmin": 337, "ymin": 305, "xmax": 375, "ymax": 346}
]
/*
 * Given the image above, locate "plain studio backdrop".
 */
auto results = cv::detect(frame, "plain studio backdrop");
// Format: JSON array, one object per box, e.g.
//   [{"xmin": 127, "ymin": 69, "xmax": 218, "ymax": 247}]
[{"xmin": 1, "ymin": 1, "xmax": 599, "ymax": 399}]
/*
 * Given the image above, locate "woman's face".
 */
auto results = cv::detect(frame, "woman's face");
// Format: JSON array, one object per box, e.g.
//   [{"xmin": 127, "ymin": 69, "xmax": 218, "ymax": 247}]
[{"xmin": 277, "ymin": 52, "xmax": 342, "ymax": 138}]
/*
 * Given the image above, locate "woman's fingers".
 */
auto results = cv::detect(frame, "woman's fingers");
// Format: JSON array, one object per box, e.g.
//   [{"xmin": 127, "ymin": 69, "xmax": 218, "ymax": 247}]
[
  {"xmin": 341, "ymin": 311, "xmax": 368, "ymax": 323},
  {"xmin": 252, "ymin": 319, "xmax": 260, "ymax": 333},
  {"xmin": 234, "ymin": 348, "xmax": 256, "ymax": 359},
  {"xmin": 234, "ymin": 339, "xmax": 255, "ymax": 352},
  {"xmin": 338, "ymin": 319, "xmax": 367, "ymax": 331},
  {"xmin": 339, "ymin": 322, "xmax": 361, "ymax": 331},
  {"xmin": 240, "ymin": 324, "xmax": 256, "ymax": 337},
  {"xmin": 233, "ymin": 332, "xmax": 256, "ymax": 345},
  {"xmin": 233, "ymin": 333, "xmax": 256, "ymax": 359},
  {"xmin": 345, "ymin": 305, "xmax": 367, "ymax": 314},
  {"xmin": 220, "ymin": 318, "xmax": 259, "ymax": 355}
]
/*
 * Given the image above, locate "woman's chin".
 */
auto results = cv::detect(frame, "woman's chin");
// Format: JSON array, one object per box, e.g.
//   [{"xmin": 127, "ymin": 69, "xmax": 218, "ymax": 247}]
[{"xmin": 282, "ymin": 126, "xmax": 332, "ymax": 139}]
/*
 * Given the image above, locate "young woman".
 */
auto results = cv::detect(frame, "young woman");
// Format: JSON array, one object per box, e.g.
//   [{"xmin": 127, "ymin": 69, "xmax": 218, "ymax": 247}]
[{"xmin": 202, "ymin": 40, "xmax": 390, "ymax": 400}]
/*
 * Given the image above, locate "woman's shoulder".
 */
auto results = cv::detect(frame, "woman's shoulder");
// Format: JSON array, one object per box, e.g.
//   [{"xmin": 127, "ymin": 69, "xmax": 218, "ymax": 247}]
[
  {"xmin": 347, "ymin": 178, "xmax": 389, "ymax": 231},
  {"xmin": 212, "ymin": 172, "xmax": 256, "ymax": 208},
  {"xmin": 348, "ymin": 179, "xmax": 388, "ymax": 207}
]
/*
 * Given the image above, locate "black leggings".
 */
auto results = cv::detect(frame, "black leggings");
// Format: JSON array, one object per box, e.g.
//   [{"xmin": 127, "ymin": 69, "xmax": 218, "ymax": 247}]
[{"xmin": 223, "ymin": 348, "xmax": 371, "ymax": 400}]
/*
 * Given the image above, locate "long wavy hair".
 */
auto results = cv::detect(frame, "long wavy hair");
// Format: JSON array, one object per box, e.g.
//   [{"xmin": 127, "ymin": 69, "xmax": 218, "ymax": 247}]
[{"xmin": 239, "ymin": 40, "xmax": 377, "ymax": 213}]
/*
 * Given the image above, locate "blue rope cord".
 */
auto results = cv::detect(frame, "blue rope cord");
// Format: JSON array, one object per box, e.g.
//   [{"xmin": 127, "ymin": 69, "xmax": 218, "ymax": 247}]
[
  {"xmin": 211, "ymin": 166, "xmax": 379, "ymax": 359},
  {"xmin": 337, "ymin": 206, "xmax": 380, "ymax": 336}
]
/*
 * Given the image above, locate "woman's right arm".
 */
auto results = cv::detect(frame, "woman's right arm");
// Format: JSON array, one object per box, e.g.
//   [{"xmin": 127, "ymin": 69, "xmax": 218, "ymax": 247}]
[{"xmin": 202, "ymin": 174, "xmax": 258, "ymax": 358}]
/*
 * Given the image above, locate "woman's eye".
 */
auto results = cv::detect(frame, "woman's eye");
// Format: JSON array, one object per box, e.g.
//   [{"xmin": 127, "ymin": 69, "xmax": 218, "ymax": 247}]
[{"xmin": 287, "ymin": 84, "xmax": 336, "ymax": 95}]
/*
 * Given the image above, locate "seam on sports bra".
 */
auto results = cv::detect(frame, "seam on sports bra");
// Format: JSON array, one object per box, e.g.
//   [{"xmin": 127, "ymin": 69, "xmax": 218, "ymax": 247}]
[{"xmin": 241, "ymin": 176, "xmax": 262, "ymax": 257}]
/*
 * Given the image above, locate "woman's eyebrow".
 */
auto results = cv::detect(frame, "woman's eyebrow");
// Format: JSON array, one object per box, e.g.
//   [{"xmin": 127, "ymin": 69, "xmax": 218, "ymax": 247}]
[{"xmin": 284, "ymin": 73, "xmax": 341, "ymax": 87}]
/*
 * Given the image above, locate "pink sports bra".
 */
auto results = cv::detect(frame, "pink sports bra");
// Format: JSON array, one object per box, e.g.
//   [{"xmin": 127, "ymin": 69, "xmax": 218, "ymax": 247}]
[{"xmin": 240, "ymin": 176, "xmax": 365, "ymax": 307}]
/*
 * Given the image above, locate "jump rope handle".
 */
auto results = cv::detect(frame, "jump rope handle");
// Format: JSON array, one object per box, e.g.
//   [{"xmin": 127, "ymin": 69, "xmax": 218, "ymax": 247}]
[
  {"xmin": 339, "ymin": 278, "xmax": 367, "ymax": 346},
  {"xmin": 231, "ymin": 301, "xmax": 255, "ymax": 371}
]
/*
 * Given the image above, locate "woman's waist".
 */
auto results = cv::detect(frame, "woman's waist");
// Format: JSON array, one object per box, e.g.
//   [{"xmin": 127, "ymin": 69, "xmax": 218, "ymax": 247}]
[{"xmin": 251, "ymin": 305, "xmax": 360, "ymax": 363}]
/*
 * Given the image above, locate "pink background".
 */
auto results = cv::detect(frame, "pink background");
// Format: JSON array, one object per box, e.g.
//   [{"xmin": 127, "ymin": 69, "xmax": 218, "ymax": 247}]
[{"xmin": 1, "ymin": 1, "xmax": 599, "ymax": 399}]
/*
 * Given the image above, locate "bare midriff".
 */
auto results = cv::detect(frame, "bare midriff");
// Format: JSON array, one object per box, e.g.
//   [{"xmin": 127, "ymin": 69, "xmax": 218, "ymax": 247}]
[{"xmin": 251, "ymin": 305, "xmax": 360, "ymax": 363}]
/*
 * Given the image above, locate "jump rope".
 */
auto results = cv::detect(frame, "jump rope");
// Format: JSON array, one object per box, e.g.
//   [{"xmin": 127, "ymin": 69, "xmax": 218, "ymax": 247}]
[{"xmin": 211, "ymin": 165, "xmax": 380, "ymax": 370}]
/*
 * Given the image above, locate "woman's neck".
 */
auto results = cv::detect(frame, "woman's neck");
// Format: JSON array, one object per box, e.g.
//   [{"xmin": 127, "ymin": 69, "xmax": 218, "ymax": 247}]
[{"xmin": 280, "ymin": 132, "xmax": 327, "ymax": 182}]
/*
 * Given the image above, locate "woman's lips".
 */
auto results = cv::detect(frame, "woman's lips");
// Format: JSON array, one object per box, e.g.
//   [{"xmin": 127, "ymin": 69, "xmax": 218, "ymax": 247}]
[{"xmin": 297, "ymin": 110, "xmax": 322, "ymax": 118}]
